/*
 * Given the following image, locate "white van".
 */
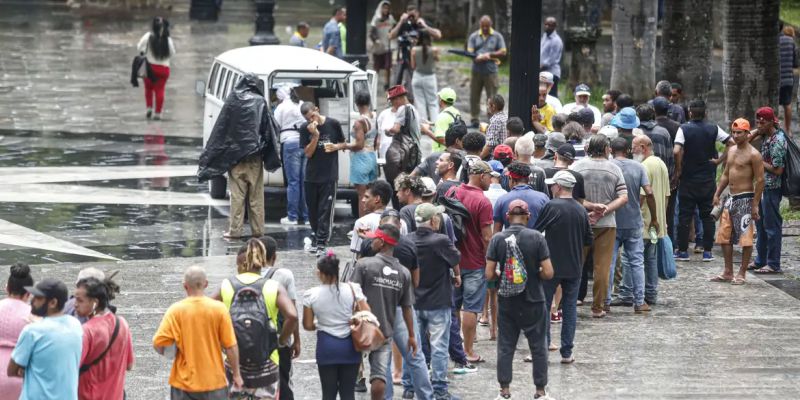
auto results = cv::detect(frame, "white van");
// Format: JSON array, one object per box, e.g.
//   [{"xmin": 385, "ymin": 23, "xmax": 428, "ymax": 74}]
[{"xmin": 198, "ymin": 45, "xmax": 378, "ymax": 216}]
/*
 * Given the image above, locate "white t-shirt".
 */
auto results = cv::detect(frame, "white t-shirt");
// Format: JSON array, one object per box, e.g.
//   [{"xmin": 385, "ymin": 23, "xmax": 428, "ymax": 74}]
[
  {"xmin": 350, "ymin": 211, "xmax": 409, "ymax": 252},
  {"xmin": 561, "ymin": 102, "xmax": 602, "ymax": 128},
  {"xmin": 546, "ymin": 95, "xmax": 563, "ymax": 114},
  {"xmin": 274, "ymin": 99, "xmax": 306, "ymax": 143},
  {"xmin": 673, "ymin": 126, "xmax": 730, "ymax": 145},
  {"xmin": 137, "ymin": 32, "xmax": 176, "ymax": 67},
  {"xmin": 376, "ymin": 108, "xmax": 396, "ymax": 158},
  {"xmin": 303, "ymin": 283, "xmax": 366, "ymax": 338}
]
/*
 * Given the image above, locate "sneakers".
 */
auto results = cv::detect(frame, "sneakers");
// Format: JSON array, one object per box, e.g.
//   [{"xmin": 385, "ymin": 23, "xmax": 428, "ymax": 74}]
[
  {"xmin": 610, "ymin": 298, "xmax": 633, "ymax": 307},
  {"xmin": 153, "ymin": 113, "xmax": 161, "ymax": 121},
  {"xmin": 494, "ymin": 393, "xmax": 512, "ymax": 400},
  {"xmin": 280, "ymin": 217, "xmax": 298, "ymax": 225},
  {"xmin": 402, "ymin": 389, "xmax": 415, "ymax": 399},
  {"xmin": 634, "ymin": 303, "xmax": 651, "ymax": 314},
  {"xmin": 703, "ymin": 251, "xmax": 715, "ymax": 262},
  {"xmin": 146, "ymin": 109, "xmax": 153, "ymax": 119},
  {"xmin": 315, "ymin": 246, "xmax": 326, "ymax": 257},
  {"xmin": 550, "ymin": 311, "xmax": 562, "ymax": 323},
  {"xmin": 452, "ymin": 363, "xmax": 478, "ymax": 374},
  {"xmin": 561, "ymin": 355, "xmax": 575, "ymax": 364},
  {"xmin": 434, "ymin": 391, "xmax": 461, "ymax": 400},
  {"xmin": 674, "ymin": 251, "xmax": 690, "ymax": 261},
  {"xmin": 354, "ymin": 378, "xmax": 367, "ymax": 393}
]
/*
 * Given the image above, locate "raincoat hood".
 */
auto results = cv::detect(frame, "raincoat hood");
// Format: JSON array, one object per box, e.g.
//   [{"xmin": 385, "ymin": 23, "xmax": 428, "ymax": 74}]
[
  {"xmin": 371, "ymin": 0, "xmax": 392, "ymax": 26},
  {"xmin": 639, "ymin": 120, "xmax": 657, "ymax": 130},
  {"xmin": 197, "ymin": 72, "xmax": 281, "ymax": 182}
]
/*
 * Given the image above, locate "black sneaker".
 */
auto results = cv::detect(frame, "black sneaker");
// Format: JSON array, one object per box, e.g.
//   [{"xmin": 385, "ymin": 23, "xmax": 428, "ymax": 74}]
[
  {"xmin": 435, "ymin": 391, "xmax": 461, "ymax": 400},
  {"xmin": 402, "ymin": 389, "xmax": 415, "ymax": 399},
  {"xmin": 610, "ymin": 298, "xmax": 633, "ymax": 307},
  {"xmin": 354, "ymin": 378, "xmax": 367, "ymax": 392},
  {"xmin": 146, "ymin": 109, "xmax": 153, "ymax": 119}
]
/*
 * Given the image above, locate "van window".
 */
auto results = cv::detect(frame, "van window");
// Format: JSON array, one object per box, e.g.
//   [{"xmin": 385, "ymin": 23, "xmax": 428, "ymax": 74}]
[
  {"xmin": 207, "ymin": 63, "xmax": 220, "ymax": 96},
  {"xmin": 352, "ymin": 80, "xmax": 369, "ymax": 110},
  {"xmin": 231, "ymin": 73, "xmax": 240, "ymax": 94},
  {"xmin": 216, "ymin": 67, "xmax": 228, "ymax": 99},
  {"xmin": 222, "ymin": 70, "xmax": 233, "ymax": 99}
]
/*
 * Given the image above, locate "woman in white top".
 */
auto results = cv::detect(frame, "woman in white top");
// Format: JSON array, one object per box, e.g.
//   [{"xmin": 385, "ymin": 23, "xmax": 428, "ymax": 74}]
[
  {"xmin": 137, "ymin": 17, "xmax": 176, "ymax": 120},
  {"xmin": 273, "ymin": 85, "xmax": 309, "ymax": 225},
  {"xmin": 303, "ymin": 252, "xmax": 370, "ymax": 400}
]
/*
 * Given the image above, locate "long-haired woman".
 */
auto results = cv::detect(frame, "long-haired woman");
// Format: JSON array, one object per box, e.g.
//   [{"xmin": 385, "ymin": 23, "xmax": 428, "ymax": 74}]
[
  {"xmin": 137, "ymin": 16, "xmax": 176, "ymax": 120},
  {"xmin": 0, "ymin": 263, "xmax": 34, "ymax": 398}
]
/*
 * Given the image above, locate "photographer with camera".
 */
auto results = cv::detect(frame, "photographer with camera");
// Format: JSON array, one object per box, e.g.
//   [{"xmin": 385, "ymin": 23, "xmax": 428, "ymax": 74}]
[{"xmin": 389, "ymin": 4, "xmax": 442, "ymax": 99}]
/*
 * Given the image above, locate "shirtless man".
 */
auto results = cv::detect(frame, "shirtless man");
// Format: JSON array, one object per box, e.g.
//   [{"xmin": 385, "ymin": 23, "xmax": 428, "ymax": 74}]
[{"xmin": 711, "ymin": 118, "xmax": 765, "ymax": 285}]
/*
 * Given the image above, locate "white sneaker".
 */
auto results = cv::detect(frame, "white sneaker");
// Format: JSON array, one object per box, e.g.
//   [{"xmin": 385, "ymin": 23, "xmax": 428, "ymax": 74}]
[{"xmin": 280, "ymin": 217, "xmax": 298, "ymax": 225}]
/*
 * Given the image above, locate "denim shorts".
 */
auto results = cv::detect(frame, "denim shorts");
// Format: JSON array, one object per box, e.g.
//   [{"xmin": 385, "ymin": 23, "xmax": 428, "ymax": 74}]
[
  {"xmin": 368, "ymin": 339, "xmax": 392, "ymax": 383},
  {"xmin": 454, "ymin": 268, "xmax": 487, "ymax": 313},
  {"xmin": 350, "ymin": 151, "xmax": 379, "ymax": 185}
]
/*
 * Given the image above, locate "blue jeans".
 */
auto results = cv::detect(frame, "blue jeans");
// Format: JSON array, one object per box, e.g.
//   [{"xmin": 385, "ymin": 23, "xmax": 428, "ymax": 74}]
[
  {"xmin": 607, "ymin": 228, "xmax": 645, "ymax": 306},
  {"xmin": 385, "ymin": 307, "xmax": 434, "ymax": 400},
  {"xmin": 416, "ymin": 308, "xmax": 451, "ymax": 394},
  {"xmin": 282, "ymin": 140, "xmax": 308, "ymax": 221},
  {"xmin": 543, "ymin": 277, "xmax": 580, "ymax": 358},
  {"xmin": 621, "ymin": 241, "xmax": 659, "ymax": 304},
  {"xmin": 448, "ymin": 303, "xmax": 468, "ymax": 365},
  {"xmin": 755, "ymin": 188, "xmax": 783, "ymax": 270},
  {"xmin": 453, "ymin": 268, "xmax": 487, "ymax": 313}
]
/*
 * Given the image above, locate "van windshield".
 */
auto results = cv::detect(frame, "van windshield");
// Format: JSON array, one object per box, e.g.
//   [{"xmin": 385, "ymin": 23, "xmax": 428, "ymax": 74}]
[{"xmin": 270, "ymin": 77, "xmax": 350, "ymax": 124}]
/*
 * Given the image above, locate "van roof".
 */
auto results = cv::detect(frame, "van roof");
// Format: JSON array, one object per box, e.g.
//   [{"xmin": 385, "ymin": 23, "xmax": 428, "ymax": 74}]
[{"xmin": 216, "ymin": 45, "xmax": 362, "ymax": 75}]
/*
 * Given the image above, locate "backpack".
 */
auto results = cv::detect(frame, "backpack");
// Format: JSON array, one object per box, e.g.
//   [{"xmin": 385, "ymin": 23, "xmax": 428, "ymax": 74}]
[
  {"xmin": 438, "ymin": 186, "xmax": 471, "ymax": 243},
  {"xmin": 443, "ymin": 110, "xmax": 466, "ymax": 139},
  {"xmin": 229, "ymin": 276, "xmax": 279, "ymax": 375},
  {"xmin": 498, "ymin": 232, "xmax": 528, "ymax": 297}
]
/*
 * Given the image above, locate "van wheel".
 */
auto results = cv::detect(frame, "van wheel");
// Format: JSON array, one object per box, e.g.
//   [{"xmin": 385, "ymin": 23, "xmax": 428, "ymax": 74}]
[{"xmin": 209, "ymin": 176, "xmax": 227, "ymax": 199}]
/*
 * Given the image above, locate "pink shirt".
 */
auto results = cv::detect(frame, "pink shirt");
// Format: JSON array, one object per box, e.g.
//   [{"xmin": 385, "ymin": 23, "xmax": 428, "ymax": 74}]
[
  {"xmin": 79, "ymin": 312, "xmax": 134, "ymax": 400},
  {"xmin": 0, "ymin": 297, "xmax": 31, "ymax": 398}
]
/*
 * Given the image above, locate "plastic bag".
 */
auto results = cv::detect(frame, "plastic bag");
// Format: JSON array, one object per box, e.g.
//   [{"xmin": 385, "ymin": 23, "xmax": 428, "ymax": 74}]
[
  {"xmin": 781, "ymin": 136, "xmax": 800, "ymax": 197},
  {"xmin": 657, "ymin": 235, "xmax": 677, "ymax": 280}
]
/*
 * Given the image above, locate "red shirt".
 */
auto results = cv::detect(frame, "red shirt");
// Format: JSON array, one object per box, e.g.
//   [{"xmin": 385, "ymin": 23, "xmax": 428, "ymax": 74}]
[
  {"xmin": 448, "ymin": 183, "xmax": 493, "ymax": 270},
  {"xmin": 79, "ymin": 312, "xmax": 134, "ymax": 400}
]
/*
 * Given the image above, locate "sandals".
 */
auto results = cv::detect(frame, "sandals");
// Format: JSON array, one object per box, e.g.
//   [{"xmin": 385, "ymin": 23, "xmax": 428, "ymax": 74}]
[
  {"xmin": 731, "ymin": 276, "xmax": 746, "ymax": 285},
  {"xmin": 747, "ymin": 263, "xmax": 763, "ymax": 271},
  {"xmin": 709, "ymin": 275, "xmax": 732, "ymax": 283},
  {"xmin": 467, "ymin": 355, "xmax": 485, "ymax": 364},
  {"xmin": 478, "ymin": 319, "xmax": 490, "ymax": 327},
  {"xmin": 754, "ymin": 266, "xmax": 782, "ymax": 274}
]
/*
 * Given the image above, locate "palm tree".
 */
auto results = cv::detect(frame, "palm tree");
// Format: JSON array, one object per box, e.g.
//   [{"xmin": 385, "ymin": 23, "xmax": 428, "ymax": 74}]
[
  {"xmin": 660, "ymin": 0, "xmax": 713, "ymax": 102},
  {"xmin": 610, "ymin": 0, "xmax": 657, "ymax": 103},
  {"xmin": 722, "ymin": 0, "xmax": 780, "ymax": 123}
]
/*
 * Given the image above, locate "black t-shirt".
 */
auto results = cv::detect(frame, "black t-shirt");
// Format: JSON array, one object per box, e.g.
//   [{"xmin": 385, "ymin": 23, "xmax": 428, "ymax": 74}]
[
  {"xmin": 407, "ymin": 227, "xmax": 461, "ymax": 310},
  {"xmin": 435, "ymin": 179, "xmax": 460, "ymax": 202},
  {"xmin": 400, "ymin": 204, "xmax": 417, "ymax": 232},
  {"xmin": 486, "ymin": 224, "xmax": 549, "ymax": 303},
  {"xmin": 544, "ymin": 167, "xmax": 586, "ymax": 200},
  {"xmin": 533, "ymin": 198, "xmax": 593, "ymax": 279},
  {"xmin": 299, "ymin": 117, "xmax": 345, "ymax": 183},
  {"xmin": 360, "ymin": 236, "xmax": 418, "ymax": 272}
]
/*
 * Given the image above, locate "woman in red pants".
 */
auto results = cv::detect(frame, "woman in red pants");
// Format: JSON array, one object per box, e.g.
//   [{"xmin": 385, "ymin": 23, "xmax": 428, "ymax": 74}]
[{"xmin": 137, "ymin": 17, "xmax": 175, "ymax": 120}]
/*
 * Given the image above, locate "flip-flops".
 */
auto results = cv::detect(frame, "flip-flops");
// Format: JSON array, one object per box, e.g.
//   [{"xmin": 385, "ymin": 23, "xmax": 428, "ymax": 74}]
[
  {"xmin": 731, "ymin": 276, "xmax": 746, "ymax": 285},
  {"xmin": 467, "ymin": 355, "xmax": 485, "ymax": 364},
  {"xmin": 754, "ymin": 266, "xmax": 782, "ymax": 274},
  {"xmin": 709, "ymin": 275, "xmax": 732, "ymax": 283}
]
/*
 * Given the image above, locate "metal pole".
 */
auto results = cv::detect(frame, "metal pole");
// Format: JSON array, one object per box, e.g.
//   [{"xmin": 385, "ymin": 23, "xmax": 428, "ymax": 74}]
[
  {"xmin": 249, "ymin": 0, "xmax": 280, "ymax": 46},
  {"xmin": 508, "ymin": 0, "xmax": 542, "ymax": 131}
]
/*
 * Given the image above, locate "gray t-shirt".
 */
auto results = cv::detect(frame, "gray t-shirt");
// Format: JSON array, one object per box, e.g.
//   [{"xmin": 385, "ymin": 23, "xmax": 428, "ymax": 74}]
[
  {"xmin": 570, "ymin": 158, "xmax": 627, "ymax": 228},
  {"xmin": 261, "ymin": 266, "xmax": 297, "ymax": 300},
  {"xmin": 302, "ymin": 283, "xmax": 366, "ymax": 338},
  {"xmin": 612, "ymin": 158, "xmax": 650, "ymax": 230},
  {"xmin": 467, "ymin": 30, "xmax": 506, "ymax": 75},
  {"xmin": 351, "ymin": 253, "xmax": 414, "ymax": 338}
]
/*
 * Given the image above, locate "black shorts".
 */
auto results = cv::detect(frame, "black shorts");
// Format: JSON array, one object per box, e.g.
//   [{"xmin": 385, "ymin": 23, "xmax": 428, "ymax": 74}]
[
  {"xmin": 372, "ymin": 52, "xmax": 392, "ymax": 70},
  {"xmin": 779, "ymin": 85, "xmax": 793, "ymax": 106}
]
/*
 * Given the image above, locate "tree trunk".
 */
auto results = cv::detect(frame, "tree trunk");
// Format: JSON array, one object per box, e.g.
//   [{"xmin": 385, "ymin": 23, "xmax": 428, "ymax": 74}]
[
  {"xmin": 610, "ymin": 0, "xmax": 657, "ymax": 103},
  {"xmin": 565, "ymin": 0, "xmax": 603, "ymax": 91},
  {"xmin": 660, "ymin": 0, "xmax": 712, "ymax": 102},
  {"xmin": 493, "ymin": 0, "xmax": 511, "ymax": 41},
  {"xmin": 723, "ymin": 0, "xmax": 780, "ymax": 124}
]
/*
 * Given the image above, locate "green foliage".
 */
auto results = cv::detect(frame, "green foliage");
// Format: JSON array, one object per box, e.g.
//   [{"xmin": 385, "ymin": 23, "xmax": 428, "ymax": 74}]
[
  {"xmin": 781, "ymin": 0, "xmax": 800, "ymax": 27},
  {"xmin": 781, "ymin": 203, "xmax": 800, "ymax": 220}
]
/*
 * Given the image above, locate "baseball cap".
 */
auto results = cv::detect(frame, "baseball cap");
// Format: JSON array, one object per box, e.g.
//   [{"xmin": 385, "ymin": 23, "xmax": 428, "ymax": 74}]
[
  {"xmin": 545, "ymin": 170, "xmax": 577, "ymax": 188},
  {"xmin": 756, "ymin": 107, "xmax": 778, "ymax": 123},
  {"xmin": 731, "ymin": 118, "xmax": 751, "ymax": 131},
  {"xmin": 539, "ymin": 71, "xmax": 555, "ymax": 84},
  {"xmin": 599, "ymin": 124, "xmax": 619, "ymax": 139},
  {"xmin": 574, "ymin": 83, "xmax": 591, "ymax": 96},
  {"xmin": 507, "ymin": 199, "xmax": 530, "ymax": 215},
  {"xmin": 577, "ymin": 107, "xmax": 595, "ymax": 126},
  {"xmin": 493, "ymin": 144, "xmax": 514, "ymax": 160},
  {"xmin": 611, "ymin": 107, "xmax": 640, "ymax": 130},
  {"xmin": 415, "ymin": 203, "xmax": 445, "ymax": 223},
  {"xmin": 546, "ymin": 132, "xmax": 566, "ymax": 152},
  {"xmin": 468, "ymin": 160, "xmax": 493, "ymax": 175},
  {"xmin": 533, "ymin": 133, "xmax": 547, "ymax": 147},
  {"xmin": 76, "ymin": 267, "xmax": 105, "ymax": 285},
  {"xmin": 437, "ymin": 87, "xmax": 457, "ymax": 104},
  {"xmin": 652, "ymin": 96, "xmax": 670, "ymax": 115},
  {"xmin": 387, "ymin": 85, "xmax": 408, "ymax": 99},
  {"xmin": 556, "ymin": 143, "xmax": 576, "ymax": 161},
  {"xmin": 25, "ymin": 278, "xmax": 69, "ymax": 308},
  {"xmin": 420, "ymin": 177, "xmax": 436, "ymax": 197},
  {"xmin": 487, "ymin": 160, "xmax": 504, "ymax": 177}
]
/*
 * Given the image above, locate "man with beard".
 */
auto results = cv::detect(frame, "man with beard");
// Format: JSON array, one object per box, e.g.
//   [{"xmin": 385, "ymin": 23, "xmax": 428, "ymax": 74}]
[{"xmin": 9, "ymin": 279, "xmax": 83, "ymax": 399}]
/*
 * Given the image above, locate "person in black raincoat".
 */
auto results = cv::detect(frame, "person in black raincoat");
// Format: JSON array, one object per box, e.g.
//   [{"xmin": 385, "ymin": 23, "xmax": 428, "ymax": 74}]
[{"xmin": 198, "ymin": 72, "xmax": 281, "ymax": 238}]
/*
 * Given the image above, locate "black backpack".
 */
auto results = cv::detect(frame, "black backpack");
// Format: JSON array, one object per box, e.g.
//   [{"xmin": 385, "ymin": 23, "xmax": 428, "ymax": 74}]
[
  {"xmin": 229, "ymin": 276, "xmax": 278, "ymax": 370},
  {"xmin": 437, "ymin": 187, "xmax": 471, "ymax": 243},
  {"xmin": 443, "ymin": 110, "xmax": 466, "ymax": 138}
]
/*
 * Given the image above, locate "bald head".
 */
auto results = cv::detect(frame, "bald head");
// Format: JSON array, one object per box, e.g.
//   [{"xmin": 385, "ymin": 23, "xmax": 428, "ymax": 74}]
[
  {"xmin": 183, "ymin": 266, "xmax": 208, "ymax": 290},
  {"xmin": 480, "ymin": 15, "xmax": 492, "ymax": 34},
  {"xmin": 544, "ymin": 17, "xmax": 557, "ymax": 34},
  {"xmin": 633, "ymin": 135, "xmax": 653, "ymax": 159}
]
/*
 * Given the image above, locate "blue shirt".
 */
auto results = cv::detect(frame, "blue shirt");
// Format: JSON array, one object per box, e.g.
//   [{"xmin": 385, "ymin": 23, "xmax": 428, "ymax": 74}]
[
  {"xmin": 540, "ymin": 31, "xmax": 563, "ymax": 78},
  {"xmin": 12, "ymin": 315, "xmax": 83, "ymax": 400},
  {"xmin": 612, "ymin": 158, "xmax": 650, "ymax": 230},
  {"xmin": 493, "ymin": 185, "xmax": 550, "ymax": 229},
  {"xmin": 322, "ymin": 19, "xmax": 342, "ymax": 58}
]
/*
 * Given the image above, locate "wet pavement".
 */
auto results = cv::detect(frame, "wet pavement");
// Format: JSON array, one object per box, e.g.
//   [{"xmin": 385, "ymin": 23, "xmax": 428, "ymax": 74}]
[{"xmin": 1, "ymin": 1, "xmax": 800, "ymax": 399}]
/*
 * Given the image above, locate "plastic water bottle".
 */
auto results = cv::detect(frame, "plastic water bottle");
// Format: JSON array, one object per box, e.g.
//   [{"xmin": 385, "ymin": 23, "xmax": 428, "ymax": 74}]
[
  {"xmin": 303, "ymin": 237, "xmax": 313, "ymax": 252},
  {"xmin": 649, "ymin": 227, "xmax": 658, "ymax": 244}
]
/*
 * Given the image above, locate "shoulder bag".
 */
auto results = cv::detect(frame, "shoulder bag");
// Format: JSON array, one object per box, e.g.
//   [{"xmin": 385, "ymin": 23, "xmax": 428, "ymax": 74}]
[
  {"xmin": 348, "ymin": 283, "xmax": 385, "ymax": 352},
  {"xmin": 80, "ymin": 314, "xmax": 120, "ymax": 374}
]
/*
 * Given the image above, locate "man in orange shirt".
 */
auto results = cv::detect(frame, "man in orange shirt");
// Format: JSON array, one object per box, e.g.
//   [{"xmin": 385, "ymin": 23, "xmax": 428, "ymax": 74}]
[{"xmin": 153, "ymin": 266, "xmax": 243, "ymax": 399}]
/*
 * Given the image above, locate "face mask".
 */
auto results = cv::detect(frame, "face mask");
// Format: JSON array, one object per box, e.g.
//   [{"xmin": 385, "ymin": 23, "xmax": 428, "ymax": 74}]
[
  {"xmin": 633, "ymin": 153, "xmax": 645, "ymax": 163},
  {"xmin": 31, "ymin": 301, "xmax": 48, "ymax": 317}
]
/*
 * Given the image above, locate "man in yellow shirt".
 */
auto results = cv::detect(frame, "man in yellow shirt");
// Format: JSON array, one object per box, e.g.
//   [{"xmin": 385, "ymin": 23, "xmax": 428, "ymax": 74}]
[
  {"xmin": 432, "ymin": 88, "xmax": 461, "ymax": 152},
  {"xmin": 532, "ymin": 83, "xmax": 556, "ymax": 133},
  {"xmin": 153, "ymin": 266, "xmax": 242, "ymax": 399}
]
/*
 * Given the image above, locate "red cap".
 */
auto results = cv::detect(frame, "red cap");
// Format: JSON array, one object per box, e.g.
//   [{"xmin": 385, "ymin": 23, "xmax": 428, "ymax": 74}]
[
  {"xmin": 493, "ymin": 144, "xmax": 514, "ymax": 160},
  {"xmin": 507, "ymin": 199, "xmax": 530, "ymax": 215},
  {"xmin": 756, "ymin": 107, "xmax": 778, "ymax": 123},
  {"xmin": 387, "ymin": 85, "xmax": 408, "ymax": 100}
]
